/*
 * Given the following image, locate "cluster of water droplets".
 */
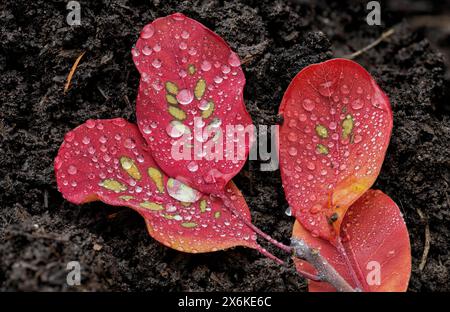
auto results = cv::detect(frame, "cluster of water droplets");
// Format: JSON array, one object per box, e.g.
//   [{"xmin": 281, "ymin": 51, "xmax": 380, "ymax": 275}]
[{"xmin": 280, "ymin": 69, "xmax": 392, "ymax": 233}]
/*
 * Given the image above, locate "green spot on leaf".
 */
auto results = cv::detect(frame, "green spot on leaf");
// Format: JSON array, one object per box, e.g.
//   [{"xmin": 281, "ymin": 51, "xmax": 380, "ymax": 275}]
[
  {"xmin": 201, "ymin": 101, "xmax": 215, "ymax": 119},
  {"xmin": 119, "ymin": 195, "xmax": 134, "ymax": 201},
  {"xmin": 140, "ymin": 201, "xmax": 164, "ymax": 211},
  {"xmin": 194, "ymin": 79, "xmax": 206, "ymax": 100},
  {"xmin": 162, "ymin": 213, "xmax": 181, "ymax": 220},
  {"xmin": 165, "ymin": 81, "xmax": 179, "ymax": 95},
  {"xmin": 188, "ymin": 64, "xmax": 196, "ymax": 75},
  {"xmin": 99, "ymin": 179, "xmax": 127, "ymax": 192},
  {"xmin": 148, "ymin": 167, "xmax": 164, "ymax": 193},
  {"xmin": 342, "ymin": 114, "xmax": 354, "ymax": 139},
  {"xmin": 168, "ymin": 105, "xmax": 187, "ymax": 120},
  {"xmin": 315, "ymin": 124, "xmax": 328, "ymax": 138},
  {"xmin": 166, "ymin": 94, "xmax": 178, "ymax": 105},
  {"xmin": 120, "ymin": 156, "xmax": 141, "ymax": 180},
  {"xmin": 316, "ymin": 144, "xmax": 329, "ymax": 155},
  {"xmin": 199, "ymin": 199, "xmax": 207, "ymax": 213},
  {"xmin": 181, "ymin": 222, "xmax": 197, "ymax": 228}
]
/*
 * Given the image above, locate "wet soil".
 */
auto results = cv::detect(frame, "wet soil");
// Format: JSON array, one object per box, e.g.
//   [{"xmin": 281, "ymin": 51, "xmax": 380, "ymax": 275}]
[{"xmin": 0, "ymin": 0, "xmax": 449, "ymax": 291}]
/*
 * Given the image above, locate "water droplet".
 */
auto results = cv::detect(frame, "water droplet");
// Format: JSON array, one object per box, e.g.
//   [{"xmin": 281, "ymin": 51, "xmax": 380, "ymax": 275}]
[
  {"xmin": 201, "ymin": 60, "xmax": 211, "ymax": 71},
  {"xmin": 307, "ymin": 162, "xmax": 315, "ymax": 170},
  {"xmin": 68, "ymin": 165, "xmax": 77, "ymax": 175},
  {"xmin": 179, "ymin": 41, "xmax": 187, "ymax": 50},
  {"xmin": 187, "ymin": 161, "xmax": 199, "ymax": 172},
  {"xmin": 198, "ymin": 100, "xmax": 211, "ymax": 111},
  {"xmin": 213, "ymin": 76, "xmax": 223, "ymax": 84},
  {"xmin": 176, "ymin": 89, "xmax": 194, "ymax": 105},
  {"xmin": 152, "ymin": 59, "xmax": 162, "ymax": 69},
  {"xmin": 302, "ymin": 99, "xmax": 315, "ymax": 111},
  {"xmin": 228, "ymin": 52, "xmax": 241, "ymax": 67},
  {"xmin": 131, "ymin": 47, "xmax": 140, "ymax": 58},
  {"xmin": 329, "ymin": 121, "xmax": 337, "ymax": 130},
  {"xmin": 166, "ymin": 120, "xmax": 190, "ymax": 138},
  {"xmin": 354, "ymin": 134, "xmax": 362, "ymax": 143},
  {"xmin": 82, "ymin": 136, "xmax": 90, "ymax": 145},
  {"xmin": 285, "ymin": 207, "xmax": 292, "ymax": 216},
  {"xmin": 142, "ymin": 45, "xmax": 152, "ymax": 56},
  {"xmin": 287, "ymin": 132, "xmax": 297, "ymax": 142},
  {"xmin": 299, "ymin": 113, "xmax": 307, "ymax": 121},
  {"xmin": 221, "ymin": 65, "xmax": 231, "ymax": 74},
  {"xmin": 152, "ymin": 79, "xmax": 163, "ymax": 91},
  {"xmin": 341, "ymin": 84, "xmax": 350, "ymax": 94},
  {"xmin": 288, "ymin": 147, "xmax": 298, "ymax": 156},
  {"xmin": 142, "ymin": 124, "xmax": 151, "ymax": 134},
  {"xmin": 352, "ymin": 99, "xmax": 363, "ymax": 110},
  {"xmin": 140, "ymin": 24, "xmax": 155, "ymax": 39},
  {"xmin": 124, "ymin": 138, "xmax": 136, "ymax": 149},
  {"xmin": 288, "ymin": 119, "xmax": 297, "ymax": 128},
  {"xmin": 167, "ymin": 178, "xmax": 201, "ymax": 203},
  {"xmin": 86, "ymin": 119, "xmax": 96, "ymax": 129},
  {"xmin": 181, "ymin": 30, "xmax": 190, "ymax": 39},
  {"xmin": 188, "ymin": 47, "xmax": 197, "ymax": 56}
]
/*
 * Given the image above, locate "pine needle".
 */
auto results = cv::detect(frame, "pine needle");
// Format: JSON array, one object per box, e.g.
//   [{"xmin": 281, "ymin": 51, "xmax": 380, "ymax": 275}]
[{"xmin": 64, "ymin": 51, "xmax": 86, "ymax": 93}]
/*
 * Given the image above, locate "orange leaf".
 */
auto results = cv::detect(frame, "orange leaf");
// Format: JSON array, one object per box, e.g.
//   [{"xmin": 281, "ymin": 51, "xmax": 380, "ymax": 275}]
[{"xmin": 292, "ymin": 190, "xmax": 411, "ymax": 292}]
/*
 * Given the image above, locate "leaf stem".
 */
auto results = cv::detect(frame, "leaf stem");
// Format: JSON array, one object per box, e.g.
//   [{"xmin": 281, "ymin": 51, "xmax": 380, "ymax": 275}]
[
  {"xmin": 218, "ymin": 192, "xmax": 292, "ymax": 253},
  {"xmin": 291, "ymin": 238, "xmax": 356, "ymax": 292},
  {"xmin": 336, "ymin": 237, "xmax": 364, "ymax": 290},
  {"xmin": 218, "ymin": 191, "xmax": 356, "ymax": 291}
]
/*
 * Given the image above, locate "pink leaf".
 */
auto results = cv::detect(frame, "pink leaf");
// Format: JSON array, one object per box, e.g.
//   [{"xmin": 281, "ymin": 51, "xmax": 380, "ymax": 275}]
[
  {"xmin": 132, "ymin": 13, "xmax": 253, "ymax": 194},
  {"xmin": 54, "ymin": 118, "xmax": 258, "ymax": 253},
  {"xmin": 278, "ymin": 58, "xmax": 393, "ymax": 243}
]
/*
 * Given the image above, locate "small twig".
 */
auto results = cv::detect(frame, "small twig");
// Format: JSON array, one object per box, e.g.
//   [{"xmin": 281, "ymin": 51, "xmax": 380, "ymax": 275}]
[
  {"xmin": 417, "ymin": 208, "xmax": 431, "ymax": 271},
  {"xmin": 5, "ymin": 230, "xmax": 69, "ymax": 243},
  {"xmin": 64, "ymin": 51, "xmax": 86, "ymax": 93},
  {"xmin": 123, "ymin": 94, "xmax": 133, "ymax": 111},
  {"xmin": 241, "ymin": 54, "xmax": 258, "ymax": 65},
  {"xmin": 344, "ymin": 28, "xmax": 395, "ymax": 60},
  {"xmin": 291, "ymin": 238, "xmax": 356, "ymax": 292},
  {"xmin": 43, "ymin": 189, "xmax": 48, "ymax": 209},
  {"xmin": 97, "ymin": 85, "xmax": 109, "ymax": 100},
  {"xmin": 115, "ymin": 3, "xmax": 134, "ymax": 13}
]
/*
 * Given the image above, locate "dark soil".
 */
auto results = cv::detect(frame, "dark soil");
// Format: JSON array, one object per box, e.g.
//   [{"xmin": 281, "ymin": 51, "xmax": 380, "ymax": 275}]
[{"xmin": 1, "ymin": 0, "xmax": 449, "ymax": 291}]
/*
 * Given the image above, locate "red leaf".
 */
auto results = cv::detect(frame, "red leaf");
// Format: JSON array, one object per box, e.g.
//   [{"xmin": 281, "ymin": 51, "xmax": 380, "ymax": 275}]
[
  {"xmin": 54, "ymin": 118, "xmax": 258, "ymax": 253},
  {"xmin": 278, "ymin": 58, "xmax": 393, "ymax": 242},
  {"xmin": 292, "ymin": 190, "xmax": 411, "ymax": 292},
  {"xmin": 132, "ymin": 13, "xmax": 253, "ymax": 194}
]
